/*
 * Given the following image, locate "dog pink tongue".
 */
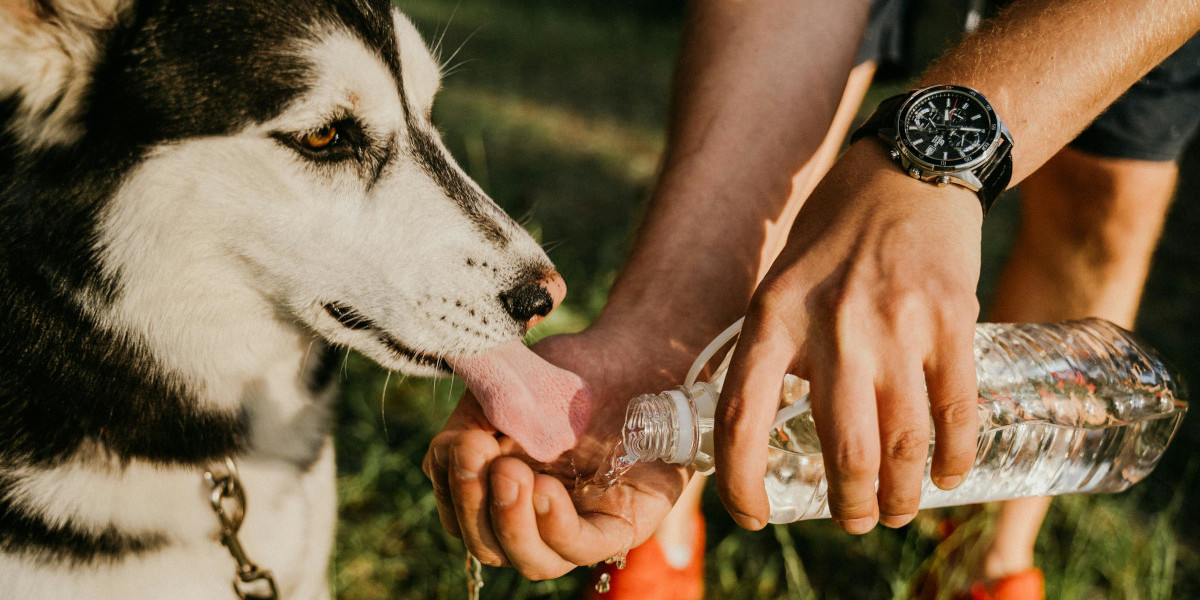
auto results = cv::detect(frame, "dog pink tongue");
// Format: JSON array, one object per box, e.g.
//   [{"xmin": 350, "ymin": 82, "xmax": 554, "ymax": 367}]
[{"xmin": 450, "ymin": 342, "xmax": 593, "ymax": 463}]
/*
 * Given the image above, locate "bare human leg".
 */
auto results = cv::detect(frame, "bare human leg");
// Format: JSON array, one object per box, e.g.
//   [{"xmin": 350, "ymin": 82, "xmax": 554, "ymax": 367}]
[{"xmin": 974, "ymin": 146, "xmax": 1177, "ymax": 588}]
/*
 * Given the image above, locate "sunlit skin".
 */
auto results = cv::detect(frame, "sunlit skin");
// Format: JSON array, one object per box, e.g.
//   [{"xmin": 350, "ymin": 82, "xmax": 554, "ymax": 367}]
[
  {"xmin": 425, "ymin": 0, "xmax": 873, "ymax": 575},
  {"xmin": 424, "ymin": 0, "xmax": 1200, "ymax": 580},
  {"xmin": 715, "ymin": 0, "xmax": 1200, "ymax": 535}
]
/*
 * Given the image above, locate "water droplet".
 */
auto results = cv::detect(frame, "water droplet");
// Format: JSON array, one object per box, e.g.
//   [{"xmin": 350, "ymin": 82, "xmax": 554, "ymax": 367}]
[
  {"xmin": 594, "ymin": 572, "xmax": 612, "ymax": 594},
  {"xmin": 465, "ymin": 551, "xmax": 484, "ymax": 600},
  {"xmin": 604, "ymin": 550, "xmax": 628, "ymax": 570},
  {"xmin": 575, "ymin": 439, "xmax": 640, "ymax": 495}
]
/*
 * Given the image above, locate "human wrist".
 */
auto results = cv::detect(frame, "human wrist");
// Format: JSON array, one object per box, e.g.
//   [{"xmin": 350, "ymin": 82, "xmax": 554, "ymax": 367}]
[
  {"xmin": 839, "ymin": 139, "xmax": 985, "ymax": 224},
  {"xmin": 587, "ymin": 301, "xmax": 734, "ymax": 386},
  {"xmin": 853, "ymin": 85, "xmax": 1013, "ymax": 214}
]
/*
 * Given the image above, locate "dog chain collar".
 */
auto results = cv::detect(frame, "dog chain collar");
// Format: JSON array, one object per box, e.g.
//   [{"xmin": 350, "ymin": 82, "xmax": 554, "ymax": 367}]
[{"xmin": 204, "ymin": 458, "xmax": 281, "ymax": 600}]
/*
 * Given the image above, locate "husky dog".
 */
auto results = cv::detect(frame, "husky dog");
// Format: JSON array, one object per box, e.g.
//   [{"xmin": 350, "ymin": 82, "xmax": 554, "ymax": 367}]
[{"xmin": 0, "ymin": 0, "xmax": 564, "ymax": 597}]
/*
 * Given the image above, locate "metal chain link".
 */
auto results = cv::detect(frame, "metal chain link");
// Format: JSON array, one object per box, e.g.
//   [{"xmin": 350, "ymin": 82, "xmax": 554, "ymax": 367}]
[{"xmin": 204, "ymin": 458, "xmax": 281, "ymax": 600}]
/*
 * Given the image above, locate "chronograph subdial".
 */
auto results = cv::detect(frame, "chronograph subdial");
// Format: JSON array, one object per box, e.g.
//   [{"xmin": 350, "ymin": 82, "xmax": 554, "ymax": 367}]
[
  {"xmin": 948, "ymin": 127, "xmax": 985, "ymax": 156},
  {"xmin": 909, "ymin": 108, "xmax": 940, "ymax": 135},
  {"xmin": 899, "ymin": 88, "xmax": 997, "ymax": 167}
]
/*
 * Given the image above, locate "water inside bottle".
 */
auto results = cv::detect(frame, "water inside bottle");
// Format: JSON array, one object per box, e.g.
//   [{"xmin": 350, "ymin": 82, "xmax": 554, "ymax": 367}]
[
  {"xmin": 764, "ymin": 405, "xmax": 1184, "ymax": 523},
  {"xmin": 606, "ymin": 318, "xmax": 1187, "ymax": 524}
]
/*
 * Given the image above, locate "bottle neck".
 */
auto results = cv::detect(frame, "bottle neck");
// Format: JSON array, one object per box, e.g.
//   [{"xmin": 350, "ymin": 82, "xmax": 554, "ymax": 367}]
[
  {"xmin": 622, "ymin": 392, "xmax": 681, "ymax": 463},
  {"xmin": 623, "ymin": 382, "xmax": 718, "ymax": 466}
]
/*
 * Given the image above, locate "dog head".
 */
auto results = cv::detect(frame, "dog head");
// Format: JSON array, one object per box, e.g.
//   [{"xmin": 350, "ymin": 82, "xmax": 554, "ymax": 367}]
[{"xmin": 1, "ymin": 0, "xmax": 563, "ymax": 380}]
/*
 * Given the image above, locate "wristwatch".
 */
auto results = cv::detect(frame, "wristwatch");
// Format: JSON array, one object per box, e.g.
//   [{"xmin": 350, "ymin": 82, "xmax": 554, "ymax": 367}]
[{"xmin": 851, "ymin": 85, "xmax": 1014, "ymax": 215}]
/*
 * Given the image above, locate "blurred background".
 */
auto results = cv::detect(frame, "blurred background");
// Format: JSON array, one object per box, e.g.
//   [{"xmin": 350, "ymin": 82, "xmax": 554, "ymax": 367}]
[{"xmin": 332, "ymin": 1, "xmax": 1200, "ymax": 597}]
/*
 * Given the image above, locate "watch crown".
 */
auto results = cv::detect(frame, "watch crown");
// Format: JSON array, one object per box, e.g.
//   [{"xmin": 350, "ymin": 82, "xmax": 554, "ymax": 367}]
[
  {"xmin": 889, "ymin": 148, "xmax": 901, "ymax": 161},
  {"xmin": 908, "ymin": 167, "xmax": 921, "ymax": 179},
  {"xmin": 936, "ymin": 176, "xmax": 953, "ymax": 185}
]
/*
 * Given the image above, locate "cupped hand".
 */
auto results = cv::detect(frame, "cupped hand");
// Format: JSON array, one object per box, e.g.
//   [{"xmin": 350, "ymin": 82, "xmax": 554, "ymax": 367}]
[
  {"xmin": 422, "ymin": 324, "xmax": 694, "ymax": 580},
  {"xmin": 715, "ymin": 140, "xmax": 983, "ymax": 534}
]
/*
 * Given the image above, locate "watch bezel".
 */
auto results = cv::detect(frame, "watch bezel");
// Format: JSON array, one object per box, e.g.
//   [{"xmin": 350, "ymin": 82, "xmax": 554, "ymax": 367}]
[{"xmin": 892, "ymin": 85, "xmax": 1003, "ymax": 175}]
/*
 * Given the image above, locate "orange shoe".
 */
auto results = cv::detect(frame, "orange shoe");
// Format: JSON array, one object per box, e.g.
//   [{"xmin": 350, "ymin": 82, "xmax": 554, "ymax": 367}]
[
  {"xmin": 959, "ymin": 568, "xmax": 1045, "ymax": 600},
  {"xmin": 581, "ymin": 508, "xmax": 705, "ymax": 600}
]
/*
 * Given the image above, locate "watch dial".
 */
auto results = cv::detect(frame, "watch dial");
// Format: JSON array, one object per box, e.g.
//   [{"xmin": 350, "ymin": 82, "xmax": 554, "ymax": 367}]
[{"xmin": 900, "ymin": 89, "xmax": 996, "ymax": 168}]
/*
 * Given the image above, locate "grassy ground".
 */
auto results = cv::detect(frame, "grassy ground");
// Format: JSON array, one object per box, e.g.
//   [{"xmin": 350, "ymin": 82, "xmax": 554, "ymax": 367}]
[{"xmin": 332, "ymin": 1, "xmax": 1200, "ymax": 598}]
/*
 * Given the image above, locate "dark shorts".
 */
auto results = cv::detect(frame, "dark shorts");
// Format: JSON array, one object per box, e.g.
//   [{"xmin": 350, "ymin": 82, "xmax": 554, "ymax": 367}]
[{"xmin": 857, "ymin": 0, "xmax": 1200, "ymax": 162}]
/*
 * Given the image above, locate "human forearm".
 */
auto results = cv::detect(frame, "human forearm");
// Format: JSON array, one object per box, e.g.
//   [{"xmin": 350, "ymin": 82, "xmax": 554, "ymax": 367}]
[
  {"xmin": 918, "ymin": 0, "xmax": 1200, "ymax": 181},
  {"xmin": 595, "ymin": 0, "xmax": 871, "ymax": 356},
  {"xmin": 426, "ymin": 2, "xmax": 875, "ymax": 572},
  {"xmin": 712, "ymin": 0, "xmax": 1200, "ymax": 535}
]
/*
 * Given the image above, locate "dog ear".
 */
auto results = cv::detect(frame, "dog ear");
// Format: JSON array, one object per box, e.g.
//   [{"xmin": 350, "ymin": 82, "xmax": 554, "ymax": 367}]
[
  {"xmin": 0, "ymin": 0, "xmax": 129, "ymax": 147},
  {"xmin": 392, "ymin": 10, "xmax": 442, "ymax": 118}
]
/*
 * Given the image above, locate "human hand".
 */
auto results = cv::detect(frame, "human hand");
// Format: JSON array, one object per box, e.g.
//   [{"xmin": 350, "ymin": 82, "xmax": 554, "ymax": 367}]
[
  {"xmin": 422, "ymin": 324, "xmax": 694, "ymax": 579},
  {"xmin": 715, "ymin": 140, "xmax": 983, "ymax": 534}
]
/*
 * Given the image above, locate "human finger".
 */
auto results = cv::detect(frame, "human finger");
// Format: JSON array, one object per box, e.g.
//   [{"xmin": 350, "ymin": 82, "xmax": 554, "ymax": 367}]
[
  {"xmin": 873, "ymin": 354, "xmax": 931, "ymax": 528},
  {"xmin": 809, "ymin": 349, "xmax": 880, "ymax": 534},
  {"xmin": 447, "ymin": 430, "xmax": 509, "ymax": 566},
  {"xmin": 926, "ymin": 320, "xmax": 979, "ymax": 490},
  {"xmin": 423, "ymin": 433, "xmax": 461, "ymax": 538},
  {"xmin": 714, "ymin": 313, "xmax": 797, "ymax": 530},
  {"xmin": 531, "ymin": 473, "xmax": 642, "ymax": 565},
  {"xmin": 486, "ymin": 457, "xmax": 577, "ymax": 580}
]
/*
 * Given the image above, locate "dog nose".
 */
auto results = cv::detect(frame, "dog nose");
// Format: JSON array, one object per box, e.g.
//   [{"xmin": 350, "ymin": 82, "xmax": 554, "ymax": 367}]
[{"xmin": 500, "ymin": 271, "xmax": 566, "ymax": 329}]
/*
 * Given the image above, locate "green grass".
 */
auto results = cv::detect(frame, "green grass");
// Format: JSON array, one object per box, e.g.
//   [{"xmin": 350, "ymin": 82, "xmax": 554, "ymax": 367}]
[{"xmin": 331, "ymin": 1, "xmax": 1200, "ymax": 598}]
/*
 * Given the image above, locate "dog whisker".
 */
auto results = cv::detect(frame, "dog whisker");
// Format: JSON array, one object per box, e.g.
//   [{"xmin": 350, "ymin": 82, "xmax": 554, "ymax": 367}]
[
  {"xmin": 440, "ymin": 58, "xmax": 478, "ymax": 81},
  {"xmin": 301, "ymin": 338, "xmax": 315, "ymax": 373},
  {"xmin": 431, "ymin": 366, "xmax": 439, "ymax": 398},
  {"xmin": 431, "ymin": 0, "xmax": 461, "ymax": 63},
  {"xmin": 524, "ymin": 327, "xmax": 549, "ymax": 346},
  {"xmin": 380, "ymin": 370, "xmax": 392, "ymax": 442},
  {"xmin": 440, "ymin": 25, "xmax": 483, "ymax": 76}
]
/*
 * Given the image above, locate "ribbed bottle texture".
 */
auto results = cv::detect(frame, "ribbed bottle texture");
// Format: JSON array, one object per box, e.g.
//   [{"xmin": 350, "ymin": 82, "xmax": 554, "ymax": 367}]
[
  {"xmin": 621, "ymin": 319, "xmax": 1187, "ymax": 524},
  {"xmin": 623, "ymin": 392, "xmax": 682, "ymax": 463}
]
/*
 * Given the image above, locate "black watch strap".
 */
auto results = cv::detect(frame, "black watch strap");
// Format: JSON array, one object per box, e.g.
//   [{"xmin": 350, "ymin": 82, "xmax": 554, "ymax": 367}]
[
  {"xmin": 974, "ymin": 136, "xmax": 1012, "ymax": 214},
  {"xmin": 850, "ymin": 92, "xmax": 908, "ymax": 145},
  {"xmin": 851, "ymin": 91, "xmax": 1013, "ymax": 215}
]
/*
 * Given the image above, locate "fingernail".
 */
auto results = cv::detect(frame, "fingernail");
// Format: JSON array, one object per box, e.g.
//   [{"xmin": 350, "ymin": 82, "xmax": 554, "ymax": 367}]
[
  {"xmin": 533, "ymin": 493, "xmax": 550, "ymax": 515},
  {"xmin": 432, "ymin": 444, "xmax": 448, "ymax": 468},
  {"xmin": 453, "ymin": 446, "xmax": 482, "ymax": 481},
  {"xmin": 934, "ymin": 475, "xmax": 964, "ymax": 490},
  {"xmin": 491, "ymin": 472, "xmax": 519, "ymax": 508},
  {"xmin": 836, "ymin": 517, "xmax": 877, "ymax": 534},
  {"xmin": 879, "ymin": 513, "xmax": 917, "ymax": 529}
]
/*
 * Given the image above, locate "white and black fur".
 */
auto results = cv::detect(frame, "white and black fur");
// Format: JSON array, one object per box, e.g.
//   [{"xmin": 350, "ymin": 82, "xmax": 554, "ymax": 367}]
[{"xmin": 0, "ymin": 0, "xmax": 559, "ymax": 597}]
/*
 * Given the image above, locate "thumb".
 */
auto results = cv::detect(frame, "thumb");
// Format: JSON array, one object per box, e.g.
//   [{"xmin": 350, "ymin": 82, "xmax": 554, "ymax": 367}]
[{"xmin": 444, "ymin": 392, "xmax": 498, "ymax": 434}]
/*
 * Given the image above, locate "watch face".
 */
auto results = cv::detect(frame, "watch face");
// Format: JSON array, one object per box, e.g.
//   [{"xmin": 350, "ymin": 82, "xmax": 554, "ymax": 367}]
[{"xmin": 897, "ymin": 87, "xmax": 999, "ymax": 170}]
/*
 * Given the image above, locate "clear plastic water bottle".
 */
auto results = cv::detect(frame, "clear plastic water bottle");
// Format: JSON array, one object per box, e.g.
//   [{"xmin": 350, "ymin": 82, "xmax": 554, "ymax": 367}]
[{"xmin": 620, "ymin": 318, "xmax": 1187, "ymax": 524}]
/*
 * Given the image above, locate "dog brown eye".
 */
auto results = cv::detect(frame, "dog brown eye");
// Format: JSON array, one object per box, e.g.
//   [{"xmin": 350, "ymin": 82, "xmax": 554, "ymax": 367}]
[{"xmin": 299, "ymin": 125, "xmax": 338, "ymax": 149}]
